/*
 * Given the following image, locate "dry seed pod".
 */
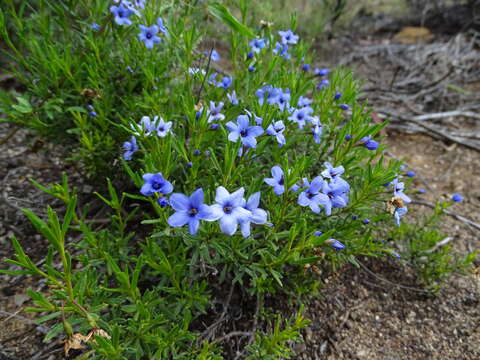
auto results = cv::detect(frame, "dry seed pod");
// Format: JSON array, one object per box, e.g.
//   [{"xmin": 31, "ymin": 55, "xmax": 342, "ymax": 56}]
[
  {"xmin": 63, "ymin": 333, "xmax": 88, "ymax": 356},
  {"xmin": 81, "ymin": 88, "xmax": 101, "ymax": 99},
  {"xmin": 386, "ymin": 196, "xmax": 405, "ymax": 215}
]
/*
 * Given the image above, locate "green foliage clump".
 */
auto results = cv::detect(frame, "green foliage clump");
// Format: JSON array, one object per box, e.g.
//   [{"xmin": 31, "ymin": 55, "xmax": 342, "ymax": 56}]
[{"xmin": 0, "ymin": 1, "xmax": 475, "ymax": 359}]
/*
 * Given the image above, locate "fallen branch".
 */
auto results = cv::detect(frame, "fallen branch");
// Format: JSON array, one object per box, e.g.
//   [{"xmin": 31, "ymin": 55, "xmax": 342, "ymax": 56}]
[
  {"xmin": 411, "ymin": 199, "xmax": 480, "ymax": 230},
  {"xmin": 423, "ymin": 237, "xmax": 454, "ymax": 254},
  {"xmin": 412, "ymin": 110, "xmax": 480, "ymax": 122},
  {"xmin": 379, "ymin": 109, "xmax": 480, "ymax": 152},
  {"xmin": 0, "ymin": 310, "xmax": 49, "ymax": 334}
]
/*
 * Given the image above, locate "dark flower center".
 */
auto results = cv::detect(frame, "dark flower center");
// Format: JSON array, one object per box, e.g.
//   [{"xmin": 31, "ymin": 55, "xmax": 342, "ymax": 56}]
[
  {"xmin": 152, "ymin": 182, "xmax": 161, "ymax": 190},
  {"xmin": 158, "ymin": 126, "xmax": 164, "ymax": 132},
  {"xmin": 297, "ymin": 112, "xmax": 304, "ymax": 120},
  {"xmin": 223, "ymin": 205, "xmax": 233, "ymax": 214},
  {"xmin": 189, "ymin": 207, "xmax": 198, "ymax": 216},
  {"xmin": 240, "ymin": 129, "xmax": 248, "ymax": 137},
  {"xmin": 307, "ymin": 192, "xmax": 315, "ymax": 199},
  {"xmin": 146, "ymin": 32, "xmax": 153, "ymax": 39},
  {"xmin": 279, "ymin": 177, "xmax": 284, "ymax": 186}
]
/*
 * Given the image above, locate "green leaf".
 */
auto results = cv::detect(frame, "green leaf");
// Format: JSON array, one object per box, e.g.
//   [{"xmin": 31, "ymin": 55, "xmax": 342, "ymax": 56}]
[{"xmin": 207, "ymin": 2, "xmax": 255, "ymax": 38}]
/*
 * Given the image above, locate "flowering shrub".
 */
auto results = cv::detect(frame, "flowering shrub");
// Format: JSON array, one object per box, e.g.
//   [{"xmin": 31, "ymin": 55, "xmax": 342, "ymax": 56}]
[{"xmin": 0, "ymin": 1, "xmax": 475, "ymax": 358}]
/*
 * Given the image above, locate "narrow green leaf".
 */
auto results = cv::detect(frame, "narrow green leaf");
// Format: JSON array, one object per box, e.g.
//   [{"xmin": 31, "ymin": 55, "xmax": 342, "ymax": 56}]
[{"xmin": 207, "ymin": 2, "xmax": 255, "ymax": 38}]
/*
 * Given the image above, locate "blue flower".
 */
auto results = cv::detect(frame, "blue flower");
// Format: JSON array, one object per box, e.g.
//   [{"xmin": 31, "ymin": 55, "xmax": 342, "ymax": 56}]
[
  {"xmin": 314, "ymin": 231, "xmax": 323, "ymax": 237},
  {"xmin": 290, "ymin": 178, "xmax": 310, "ymax": 193},
  {"xmin": 133, "ymin": 116, "xmax": 156, "ymax": 135},
  {"xmin": 205, "ymin": 49, "xmax": 220, "ymax": 62},
  {"xmin": 302, "ymin": 64, "xmax": 311, "ymax": 71},
  {"xmin": 418, "ymin": 188, "xmax": 427, "ymax": 194},
  {"xmin": 217, "ymin": 76, "xmax": 232, "ymax": 89},
  {"xmin": 115, "ymin": 0, "xmax": 141, "ymax": 16},
  {"xmin": 157, "ymin": 197, "xmax": 169, "ymax": 208},
  {"xmin": 317, "ymin": 79, "xmax": 330, "ymax": 90},
  {"xmin": 244, "ymin": 110, "xmax": 263, "ymax": 125},
  {"xmin": 140, "ymin": 173, "xmax": 173, "ymax": 196},
  {"xmin": 193, "ymin": 150, "xmax": 201, "ymax": 156},
  {"xmin": 394, "ymin": 207, "xmax": 407, "ymax": 226},
  {"xmin": 167, "ymin": 188, "xmax": 219, "ymax": 235},
  {"xmin": 210, "ymin": 187, "xmax": 252, "ymax": 235},
  {"xmin": 321, "ymin": 177, "xmax": 350, "ymax": 215},
  {"xmin": 278, "ymin": 30, "xmax": 299, "ymax": 45},
  {"xmin": 110, "ymin": 4, "xmax": 134, "ymax": 26},
  {"xmin": 134, "ymin": 0, "xmax": 147, "ymax": 9},
  {"xmin": 288, "ymin": 106, "xmax": 314, "ymax": 129},
  {"xmin": 360, "ymin": 136, "xmax": 379, "ymax": 150},
  {"xmin": 256, "ymin": 85, "xmax": 275, "ymax": 105},
  {"xmin": 91, "ymin": 23, "xmax": 101, "ymax": 31},
  {"xmin": 334, "ymin": 92, "xmax": 342, "ymax": 100},
  {"xmin": 362, "ymin": 219, "xmax": 370, "ymax": 225},
  {"xmin": 273, "ymin": 42, "xmax": 290, "ymax": 59},
  {"xmin": 452, "ymin": 193, "xmax": 464, "ymax": 202},
  {"xmin": 266, "ymin": 121, "xmax": 286, "ymax": 147},
  {"xmin": 391, "ymin": 251, "xmax": 401, "ymax": 259},
  {"xmin": 325, "ymin": 239, "xmax": 346, "ymax": 250},
  {"xmin": 208, "ymin": 72, "xmax": 218, "ymax": 86},
  {"xmin": 392, "ymin": 178, "xmax": 411, "ymax": 203},
  {"xmin": 227, "ymin": 91, "xmax": 239, "ymax": 105},
  {"xmin": 89, "ymin": 111, "xmax": 97, "ymax": 117},
  {"xmin": 248, "ymin": 66, "xmax": 255, "ymax": 72},
  {"xmin": 297, "ymin": 96, "xmax": 312, "ymax": 108},
  {"xmin": 240, "ymin": 192, "xmax": 268, "ymax": 237},
  {"xmin": 156, "ymin": 18, "xmax": 168, "ymax": 36},
  {"xmin": 273, "ymin": 89, "xmax": 291, "ymax": 111},
  {"xmin": 266, "ymin": 87, "xmax": 283, "ymax": 106},
  {"xmin": 138, "ymin": 25, "xmax": 161, "ymax": 49},
  {"xmin": 155, "ymin": 116, "xmax": 172, "ymax": 137},
  {"xmin": 321, "ymin": 162, "xmax": 345, "ymax": 180},
  {"xmin": 311, "ymin": 116, "xmax": 323, "ymax": 144},
  {"xmin": 405, "ymin": 171, "xmax": 416, "ymax": 178},
  {"xmin": 298, "ymin": 176, "xmax": 330, "ymax": 214},
  {"xmin": 206, "ymin": 101, "xmax": 225, "ymax": 123},
  {"xmin": 247, "ymin": 51, "xmax": 254, "ymax": 60},
  {"xmin": 122, "ymin": 136, "xmax": 138, "ymax": 160},
  {"xmin": 264, "ymin": 166, "xmax": 285, "ymax": 195},
  {"xmin": 314, "ymin": 68, "xmax": 330, "ymax": 77},
  {"xmin": 345, "ymin": 134, "xmax": 352, "ymax": 141},
  {"xmin": 226, "ymin": 114, "xmax": 264, "ymax": 148},
  {"xmin": 339, "ymin": 104, "xmax": 349, "ymax": 110},
  {"xmin": 249, "ymin": 38, "xmax": 268, "ymax": 53}
]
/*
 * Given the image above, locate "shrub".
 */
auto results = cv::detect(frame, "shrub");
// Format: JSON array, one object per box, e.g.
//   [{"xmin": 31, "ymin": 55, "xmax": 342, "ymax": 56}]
[{"xmin": 0, "ymin": 1, "xmax": 475, "ymax": 358}]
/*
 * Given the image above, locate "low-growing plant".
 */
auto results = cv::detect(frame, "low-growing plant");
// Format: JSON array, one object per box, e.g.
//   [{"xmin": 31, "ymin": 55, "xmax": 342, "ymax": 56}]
[
  {"xmin": 0, "ymin": 0, "xmax": 475, "ymax": 358},
  {"xmin": 388, "ymin": 199, "xmax": 477, "ymax": 293}
]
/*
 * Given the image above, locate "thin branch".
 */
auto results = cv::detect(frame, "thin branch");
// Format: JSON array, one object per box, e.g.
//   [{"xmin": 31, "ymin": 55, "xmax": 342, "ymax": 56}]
[
  {"xmin": 424, "ymin": 237, "xmax": 454, "ymax": 254},
  {"xmin": 0, "ymin": 310, "xmax": 49, "ymax": 334},
  {"xmin": 356, "ymin": 260, "xmax": 431, "ymax": 293},
  {"xmin": 412, "ymin": 110, "xmax": 480, "ymax": 121},
  {"xmin": 411, "ymin": 199, "xmax": 480, "ymax": 230},
  {"xmin": 211, "ymin": 331, "xmax": 252, "ymax": 345}
]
